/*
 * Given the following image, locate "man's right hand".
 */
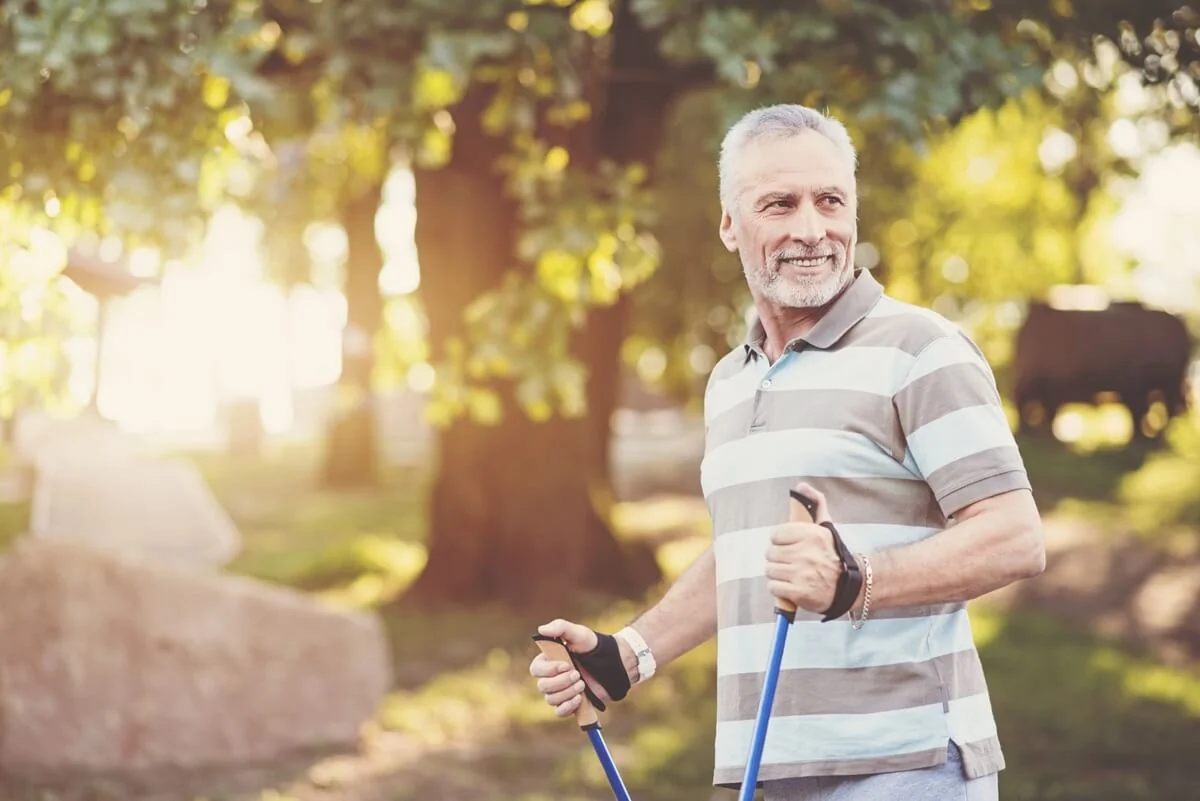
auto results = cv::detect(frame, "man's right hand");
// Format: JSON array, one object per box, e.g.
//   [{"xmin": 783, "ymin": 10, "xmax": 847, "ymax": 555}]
[{"xmin": 529, "ymin": 618, "xmax": 604, "ymax": 717}]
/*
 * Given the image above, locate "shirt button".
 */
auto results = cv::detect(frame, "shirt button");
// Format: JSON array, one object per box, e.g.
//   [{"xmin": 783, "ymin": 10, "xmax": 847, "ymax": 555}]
[{"xmin": 761, "ymin": 379, "xmax": 773, "ymax": 389}]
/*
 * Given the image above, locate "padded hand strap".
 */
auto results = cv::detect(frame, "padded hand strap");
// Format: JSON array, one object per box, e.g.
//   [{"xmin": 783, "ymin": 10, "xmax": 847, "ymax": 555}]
[
  {"xmin": 819, "ymin": 520, "xmax": 862, "ymax": 621},
  {"xmin": 574, "ymin": 632, "xmax": 632, "ymax": 702},
  {"xmin": 787, "ymin": 489, "xmax": 862, "ymax": 622}
]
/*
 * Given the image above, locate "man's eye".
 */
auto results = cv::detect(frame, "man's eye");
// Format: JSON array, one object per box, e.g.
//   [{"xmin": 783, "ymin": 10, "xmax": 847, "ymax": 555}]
[{"xmin": 822, "ymin": 195, "xmax": 845, "ymax": 206}]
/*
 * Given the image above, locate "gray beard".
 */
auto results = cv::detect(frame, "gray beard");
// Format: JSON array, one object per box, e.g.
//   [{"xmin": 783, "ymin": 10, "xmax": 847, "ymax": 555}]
[{"xmin": 746, "ymin": 245, "xmax": 851, "ymax": 308}]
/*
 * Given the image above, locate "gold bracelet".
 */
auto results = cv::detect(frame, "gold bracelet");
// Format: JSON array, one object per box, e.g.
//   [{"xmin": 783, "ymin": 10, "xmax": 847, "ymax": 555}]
[{"xmin": 851, "ymin": 553, "xmax": 872, "ymax": 631}]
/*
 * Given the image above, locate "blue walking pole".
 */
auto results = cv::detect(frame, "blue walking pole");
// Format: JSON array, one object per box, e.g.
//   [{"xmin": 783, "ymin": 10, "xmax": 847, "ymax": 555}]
[
  {"xmin": 737, "ymin": 489, "xmax": 820, "ymax": 801},
  {"xmin": 533, "ymin": 634, "xmax": 633, "ymax": 801}
]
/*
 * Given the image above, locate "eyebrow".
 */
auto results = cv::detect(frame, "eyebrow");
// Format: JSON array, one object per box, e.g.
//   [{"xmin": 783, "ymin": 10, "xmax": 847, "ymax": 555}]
[
  {"xmin": 753, "ymin": 190, "xmax": 795, "ymax": 207},
  {"xmin": 753, "ymin": 185, "xmax": 849, "ymax": 207}
]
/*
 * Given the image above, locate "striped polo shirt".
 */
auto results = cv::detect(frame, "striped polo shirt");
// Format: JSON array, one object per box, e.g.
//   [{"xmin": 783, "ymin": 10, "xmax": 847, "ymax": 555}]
[{"xmin": 701, "ymin": 268, "xmax": 1031, "ymax": 788}]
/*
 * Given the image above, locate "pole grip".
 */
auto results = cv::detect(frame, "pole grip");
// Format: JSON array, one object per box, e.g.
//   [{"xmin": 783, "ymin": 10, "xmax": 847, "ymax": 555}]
[
  {"xmin": 535, "ymin": 636, "xmax": 600, "ymax": 728},
  {"xmin": 776, "ymin": 488, "xmax": 819, "ymax": 617}
]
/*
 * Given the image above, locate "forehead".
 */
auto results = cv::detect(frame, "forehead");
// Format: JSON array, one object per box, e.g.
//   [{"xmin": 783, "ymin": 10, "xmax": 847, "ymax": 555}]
[{"xmin": 733, "ymin": 130, "xmax": 855, "ymax": 200}]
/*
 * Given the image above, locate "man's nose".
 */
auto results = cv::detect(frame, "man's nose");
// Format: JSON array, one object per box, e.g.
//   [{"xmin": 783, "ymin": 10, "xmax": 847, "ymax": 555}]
[{"xmin": 789, "ymin": 203, "xmax": 825, "ymax": 246}]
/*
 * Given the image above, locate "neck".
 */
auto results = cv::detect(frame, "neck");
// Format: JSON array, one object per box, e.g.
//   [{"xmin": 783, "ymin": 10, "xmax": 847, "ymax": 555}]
[{"xmin": 754, "ymin": 300, "xmax": 828, "ymax": 362}]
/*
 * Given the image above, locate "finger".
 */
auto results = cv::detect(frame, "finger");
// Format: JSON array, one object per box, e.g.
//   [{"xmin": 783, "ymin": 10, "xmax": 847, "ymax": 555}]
[
  {"xmin": 555, "ymin": 693, "xmax": 583, "ymax": 718},
  {"xmin": 544, "ymin": 678, "xmax": 588, "ymax": 707},
  {"xmin": 769, "ymin": 523, "xmax": 803, "ymax": 546},
  {"xmin": 529, "ymin": 654, "xmax": 573, "ymax": 679},
  {"xmin": 764, "ymin": 544, "xmax": 798, "ymax": 566},
  {"xmin": 537, "ymin": 618, "xmax": 571, "ymax": 638},
  {"xmin": 537, "ymin": 619, "xmax": 598, "ymax": 653},
  {"xmin": 791, "ymin": 482, "xmax": 832, "ymax": 524},
  {"xmin": 763, "ymin": 562, "xmax": 790, "ymax": 581},
  {"xmin": 767, "ymin": 579, "xmax": 795, "ymax": 603},
  {"xmin": 537, "ymin": 669, "xmax": 581, "ymax": 696}
]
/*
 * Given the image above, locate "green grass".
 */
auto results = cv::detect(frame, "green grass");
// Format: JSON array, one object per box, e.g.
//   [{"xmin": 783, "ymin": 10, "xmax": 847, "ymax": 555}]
[
  {"xmin": 0, "ymin": 442, "xmax": 30, "ymax": 550},
  {"xmin": 1016, "ymin": 411, "xmax": 1200, "ymax": 542},
  {"xmin": 186, "ymin": 443, "xmax": 430, "ymax": 596},
  {"xmin": 1018, "ymin": 435, "xmax": 1150, "ymax": 510},
  {"xmin": 174, "ymin": 444, "xmax": 1200, "ymax": 801},
  {"xmin": 1115, "ymin": 414, "xmax": 1200, "ymax": 536},
  {"xmin": 269, "ymin": 581, "xmax": 1200, "ymax": 801},
  {"xmin": 973, "ymin": 608, "xmax": 1200, "ymax": 801},
  {"xmin": 0, "ymin": 498, "xmax": 29, "ymax": 551},
  {"xmin": 2, "ymin": 435, "xmax": 1199, "ymax": 800}
]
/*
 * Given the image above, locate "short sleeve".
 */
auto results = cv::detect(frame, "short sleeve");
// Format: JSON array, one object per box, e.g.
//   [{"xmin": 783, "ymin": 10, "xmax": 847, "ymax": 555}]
[{"xmin": 893, "ymin": 332, "xmax": 1031, "ymax": 518}]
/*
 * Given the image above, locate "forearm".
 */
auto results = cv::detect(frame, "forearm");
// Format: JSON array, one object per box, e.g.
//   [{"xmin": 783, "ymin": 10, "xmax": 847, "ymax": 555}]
[
  {"xmin": 860, "ymin": 494, "xmax": 1044, "ymax": 612},
  {"xmin": 619, "ymin": 546, "xmax": 717, "ymax": 684}
]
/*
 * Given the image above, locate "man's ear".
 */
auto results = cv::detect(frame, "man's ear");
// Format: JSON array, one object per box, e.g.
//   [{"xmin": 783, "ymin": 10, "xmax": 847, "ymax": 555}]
[{"xmin": 718, "ymin": 208, "xmax": 737, "ymax": 252}]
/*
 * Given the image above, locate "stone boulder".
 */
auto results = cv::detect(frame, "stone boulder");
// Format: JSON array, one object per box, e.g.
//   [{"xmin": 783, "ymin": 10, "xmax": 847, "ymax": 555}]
[
  {"xmin": 0, "ymin": 539, "xmax": 392, "ymax": 774},
  {"xmin": 10, "ymin": 411, "xmax": 134, "ymax": 473},
  {"xmin": 30, "ymin": 455, "xmax": 242, "ymax": 568}
]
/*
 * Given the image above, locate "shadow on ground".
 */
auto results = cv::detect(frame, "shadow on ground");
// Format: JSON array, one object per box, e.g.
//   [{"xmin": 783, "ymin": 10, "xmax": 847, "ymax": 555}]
[{"xmin": 10, "ymin": 600, "xmax": 1197, "ymax": 801}]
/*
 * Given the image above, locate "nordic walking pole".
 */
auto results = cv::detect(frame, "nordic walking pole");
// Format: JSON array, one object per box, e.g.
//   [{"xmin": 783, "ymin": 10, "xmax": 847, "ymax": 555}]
[
  {"xmin": 532, "ymin": 634, "xmax": 633, "ymax": 801},
  {"xmin": 737, "ymin": 488, "xmax": 819, "ymax": 801}
]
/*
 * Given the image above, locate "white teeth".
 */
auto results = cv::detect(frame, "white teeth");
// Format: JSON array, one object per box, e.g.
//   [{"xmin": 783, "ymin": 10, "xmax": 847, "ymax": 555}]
[{"xmin": 783, "ymin": 256, "xmax": 828, "ymax": 267}]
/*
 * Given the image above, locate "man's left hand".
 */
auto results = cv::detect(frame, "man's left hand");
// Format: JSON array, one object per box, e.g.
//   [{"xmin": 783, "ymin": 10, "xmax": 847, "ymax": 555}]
[{"xmin": 764, "ymin": 483, "xmax": 844, "ymax": 615}]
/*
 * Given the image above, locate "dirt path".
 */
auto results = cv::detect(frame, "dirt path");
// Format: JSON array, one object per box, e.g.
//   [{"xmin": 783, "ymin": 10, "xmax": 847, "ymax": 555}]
[{"xmin": 986, "ymin": 514, "xmax": 1200, "ymax": 669}]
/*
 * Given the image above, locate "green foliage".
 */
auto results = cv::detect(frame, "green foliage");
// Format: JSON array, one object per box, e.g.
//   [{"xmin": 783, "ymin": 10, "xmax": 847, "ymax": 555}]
[
  {"xmin": 0, "ymin": 0, "xmax": 272, "ymax": 254},
  {"xmin": 640, "ymin": 0, "xmax": 1044, "ymax": 137},
  {"xmin": 994, "ymin": 2, "xmax": 1200, "ymax": 112},
  {"xmin": 0, "ymin": 209, "xmax": 88, "ymax": 419},
  {"xmin": 425, "ymin": 143, "xmax": 661, "ymax": 426},
  {"xmin": 639, "ymin": 12, "xmax": 1198, "ymax": 397},
  {"xmin": 870, "ymin": 35, "xmax": 1190, "ymax": 367},
  {"xmin": 879, "ymin": 91, "xmax": 1084, "ymax": 306},
  {"xmin": 5, "ymin": 0, "xmax": 1193, "ymax": 427}
]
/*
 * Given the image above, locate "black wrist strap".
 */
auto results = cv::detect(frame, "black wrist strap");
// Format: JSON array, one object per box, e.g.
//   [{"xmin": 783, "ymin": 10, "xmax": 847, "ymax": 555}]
[
  {"xmin": 786, "ymin": 488, "xmax": 862, "ymax": 622},
  {"xmin": 820, "ymin": 520, "xmax": 862, "ymax": 622},
  {"xmin": 574, "ymin": 632, "xmax": 631, "ymax": 702},
  {"xmin": 532, "ymin": 632, "xmax": 631, "ymax": 710}
]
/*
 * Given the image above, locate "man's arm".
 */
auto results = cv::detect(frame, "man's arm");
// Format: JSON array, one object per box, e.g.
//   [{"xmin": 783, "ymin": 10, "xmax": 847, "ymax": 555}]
[
  {"xmin": 531, "ymin": 545, "xmax": 717, "ymax": 717},
  {"xmin": 855, "ymin": 488, "xmax": 1044, "ymax": 612},
  {"xmin": 617, "ymin": 545, "xmax": 718, "ymax": 684},
  {"xmin": 868, "ymin": 328, "xmax": 1046, "ymax": 610}
]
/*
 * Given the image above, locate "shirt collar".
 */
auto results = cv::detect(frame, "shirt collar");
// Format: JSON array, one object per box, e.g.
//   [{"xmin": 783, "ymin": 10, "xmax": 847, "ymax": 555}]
[{"xmin": 743, "ymin": 268, "xmax": 883, "ymax": 360}]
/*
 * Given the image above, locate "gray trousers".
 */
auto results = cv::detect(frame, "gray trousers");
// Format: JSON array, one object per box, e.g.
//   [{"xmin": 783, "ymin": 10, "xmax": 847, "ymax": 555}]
[{"xmin": 762, "ymin": 742, "xmax": 999, "ymax": 801}]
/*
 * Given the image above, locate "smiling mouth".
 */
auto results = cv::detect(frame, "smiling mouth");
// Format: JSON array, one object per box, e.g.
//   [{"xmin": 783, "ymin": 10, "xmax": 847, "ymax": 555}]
[{"xmin": 780, "ymin": 255, "xmax": 831, "ymax": 268}]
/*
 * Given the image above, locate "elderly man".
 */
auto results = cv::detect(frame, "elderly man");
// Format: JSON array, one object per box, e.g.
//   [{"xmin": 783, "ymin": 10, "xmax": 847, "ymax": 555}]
[{"xmin": 529, "ymin": 104, "xmax": 1045, "ymax": 801}]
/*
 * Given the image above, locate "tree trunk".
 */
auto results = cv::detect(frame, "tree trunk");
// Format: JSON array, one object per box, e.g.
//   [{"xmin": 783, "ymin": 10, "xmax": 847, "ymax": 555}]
[
  {"xmin": 320, "ymin": 183, "xmax": 384, "ymax": 488},
  {"xmin": 402, "ymin": 80, "xmax": 654, "ymax": 611},
  {"xmin": 403, "ymin": 1, "xmax": 685, "ymax": 609}
]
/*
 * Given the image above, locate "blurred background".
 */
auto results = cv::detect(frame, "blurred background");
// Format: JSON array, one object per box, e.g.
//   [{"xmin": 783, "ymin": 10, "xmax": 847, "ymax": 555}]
[{"xmin": 1, "ymin": 1, "xmax": 1199, "ymax": 800}]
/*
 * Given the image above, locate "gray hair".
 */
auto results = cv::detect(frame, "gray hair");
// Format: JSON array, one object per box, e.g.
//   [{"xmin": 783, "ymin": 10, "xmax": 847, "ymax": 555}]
[{"xmin": 718, "ymin": 104, "xmax": 858, "ymax": 209}]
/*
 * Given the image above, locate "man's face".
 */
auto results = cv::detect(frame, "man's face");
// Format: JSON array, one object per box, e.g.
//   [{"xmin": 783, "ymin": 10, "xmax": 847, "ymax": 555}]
[{"xmin": 719, "ymin": 130, "xmax": 858, "ymax": 309}]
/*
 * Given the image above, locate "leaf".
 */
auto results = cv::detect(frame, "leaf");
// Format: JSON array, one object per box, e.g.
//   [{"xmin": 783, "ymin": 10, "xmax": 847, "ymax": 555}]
[
  {"xmin": 202, "ymin": 74, "xmax": 231, "ymax": 110},
  {"xmin": 414, "ymin": 67, "xmax": 461, "ymax": 110},
  {"xmin": 536, "ymin": 249, "xmax": 583, "ymax": 302},
  {"xmin": 466, "ymin": 387, "xmax": 503, "ymax": 425}
]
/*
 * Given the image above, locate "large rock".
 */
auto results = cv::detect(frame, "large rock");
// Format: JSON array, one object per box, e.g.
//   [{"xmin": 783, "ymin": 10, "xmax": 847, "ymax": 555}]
[
  {"xmin": 30, "ymin": 455, "xmax": 242, "ymax": 568},
  {"xmin": 0, "ymin": 539, "xmax": 392, "ymax": 774},
  {"xmin": 10, "ymin": 411, "xmax": 134, "ymax": 472}
]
